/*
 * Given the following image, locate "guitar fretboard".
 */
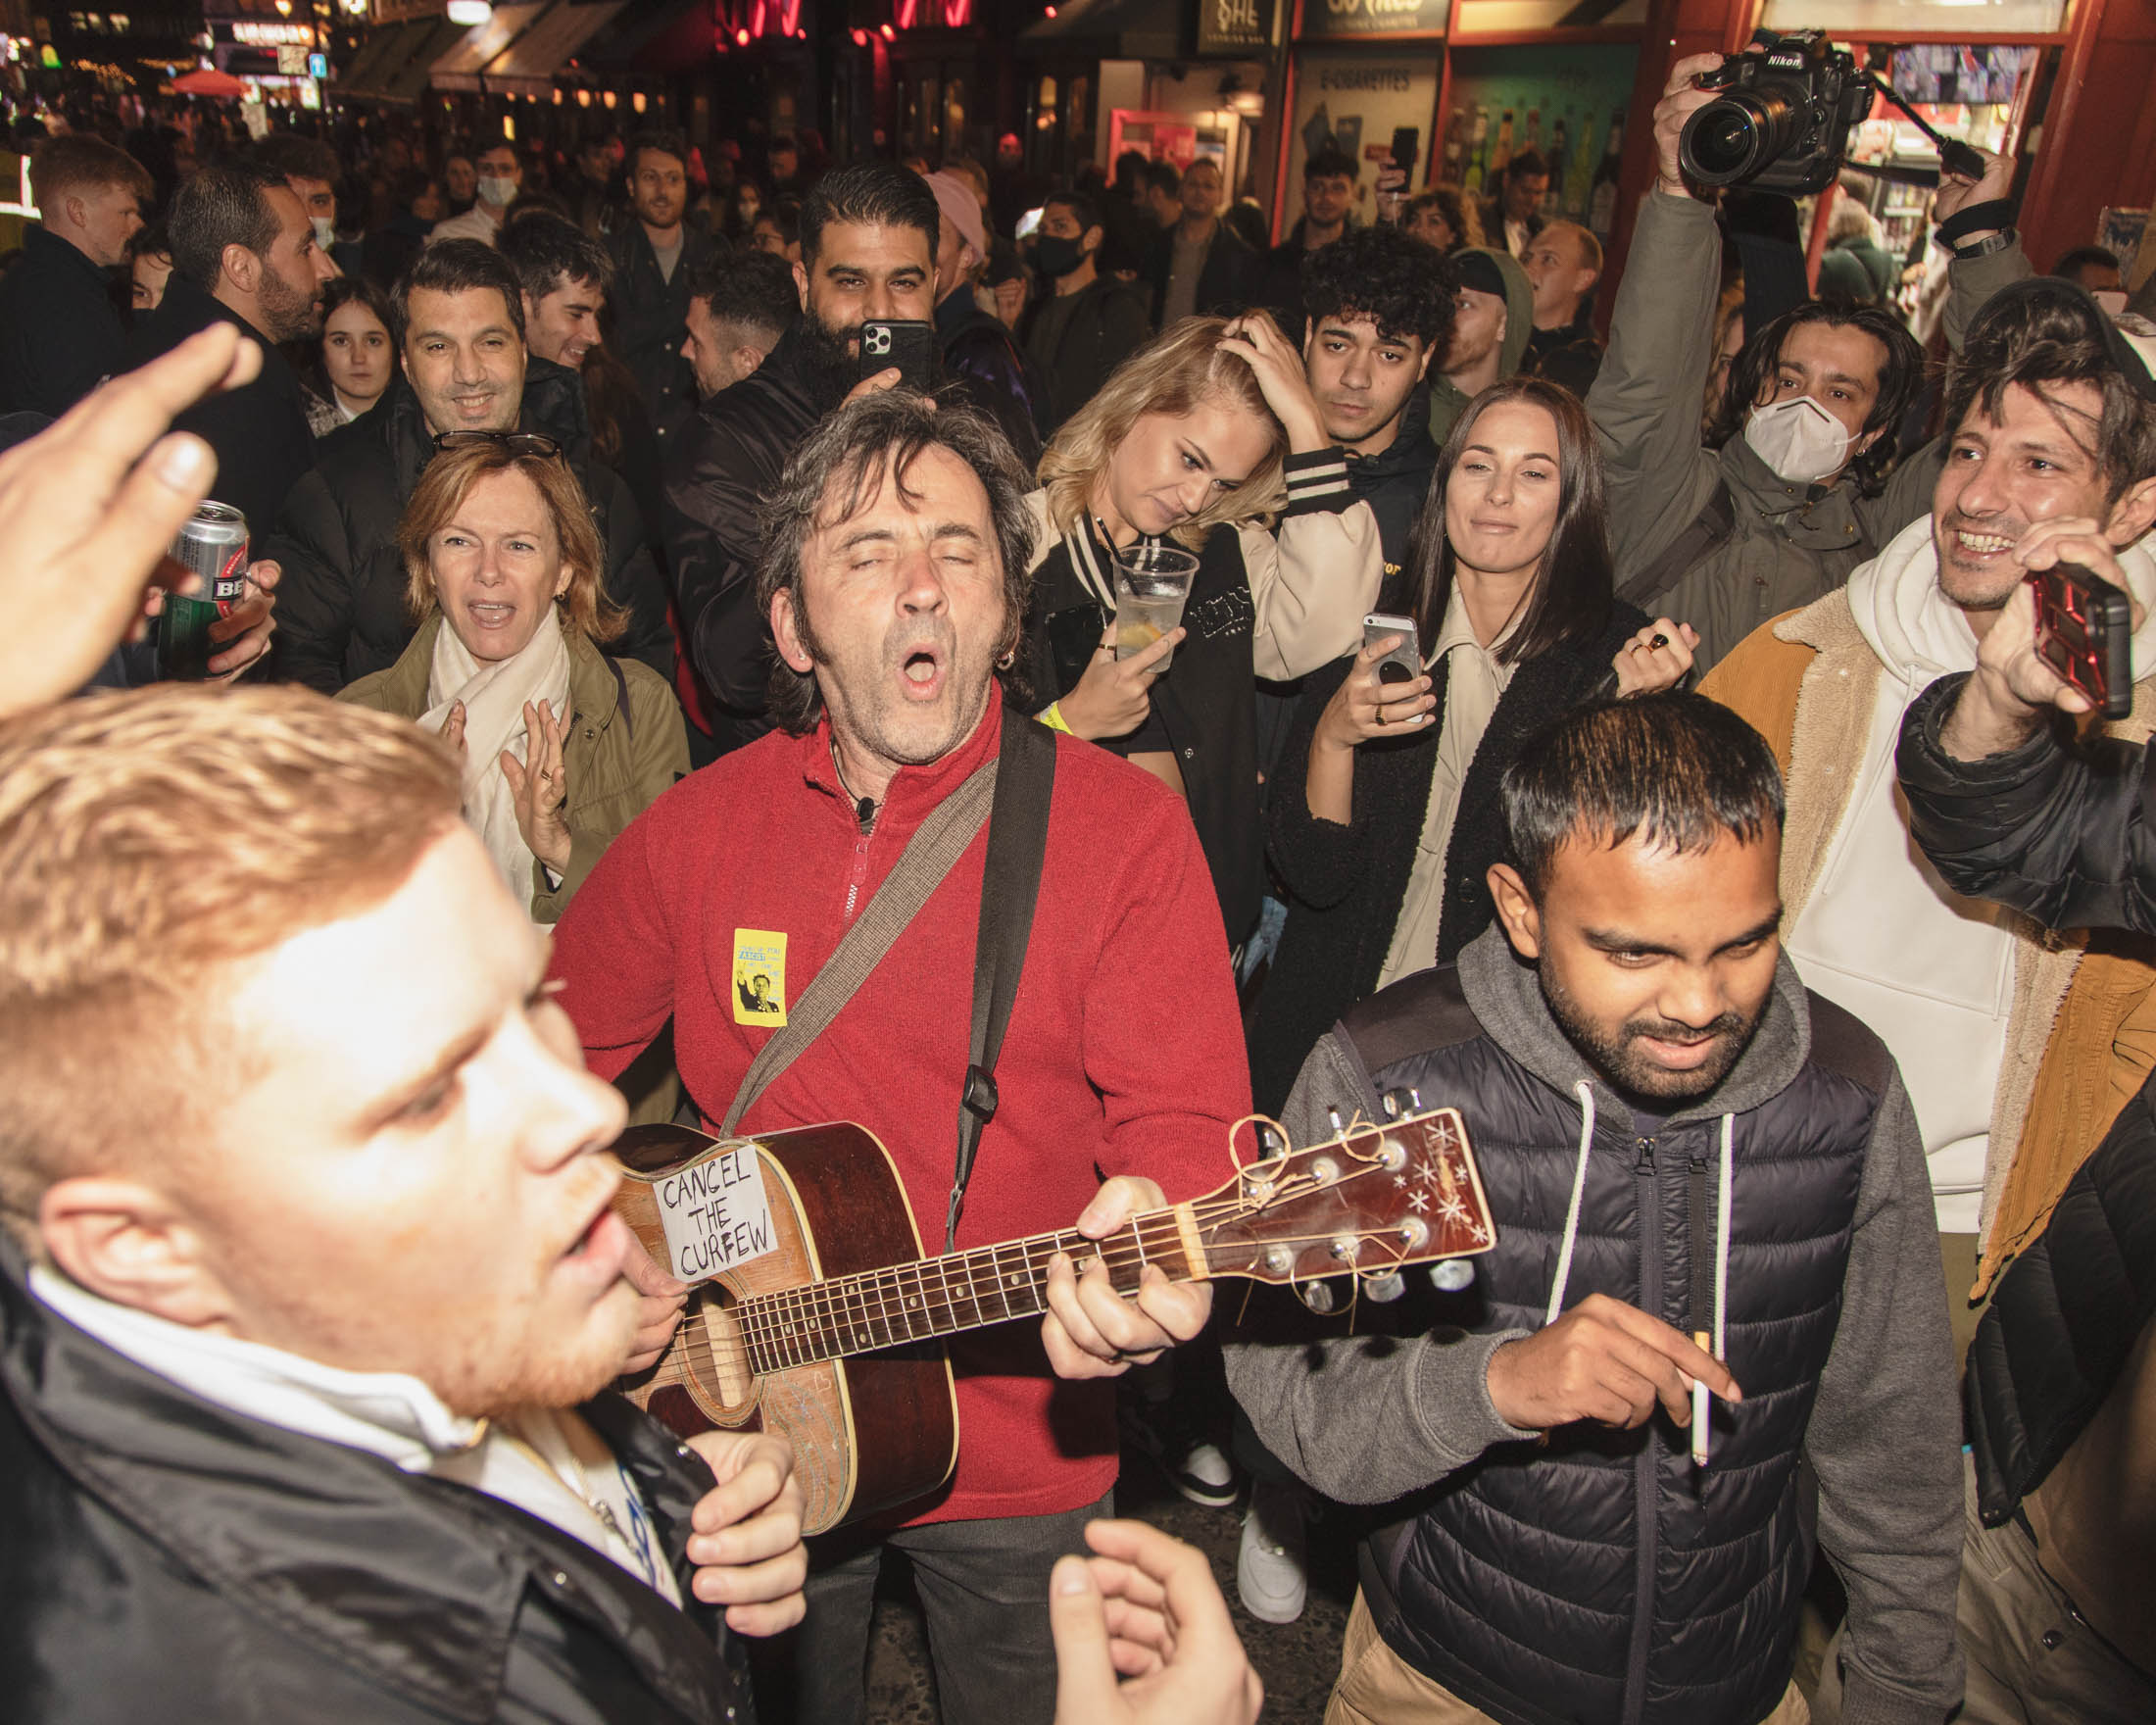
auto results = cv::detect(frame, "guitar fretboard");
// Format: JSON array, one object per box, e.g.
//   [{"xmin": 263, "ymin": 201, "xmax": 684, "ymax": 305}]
[{"xmin": 732, "ymin": 1215, "xmax": 1196, "ymax": 1373}]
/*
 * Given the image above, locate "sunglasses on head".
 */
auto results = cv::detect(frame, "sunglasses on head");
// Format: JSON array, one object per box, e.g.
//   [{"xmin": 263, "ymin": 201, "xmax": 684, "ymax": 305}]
[{"xmin": 431, "ymin": 430, "xmax": 564, "ymax": 460}]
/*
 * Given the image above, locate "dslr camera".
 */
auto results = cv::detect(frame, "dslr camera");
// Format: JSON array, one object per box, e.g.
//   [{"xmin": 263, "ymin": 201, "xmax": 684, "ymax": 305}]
[{"xmin": 1679, "ymin": 29, "xmax": 1871, "ymax": 195}]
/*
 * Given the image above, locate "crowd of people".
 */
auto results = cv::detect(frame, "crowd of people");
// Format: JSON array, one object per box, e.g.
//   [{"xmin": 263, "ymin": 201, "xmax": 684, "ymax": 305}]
[{"xmin": 1, "ymin": 42, "xmax": 2153, "ymax": 1725}]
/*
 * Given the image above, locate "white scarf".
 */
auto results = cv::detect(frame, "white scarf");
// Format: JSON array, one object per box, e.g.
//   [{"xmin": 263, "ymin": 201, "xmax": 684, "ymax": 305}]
[{"xmin": 422, "ymin": 607, "xmax": 572, "ymax": 907}]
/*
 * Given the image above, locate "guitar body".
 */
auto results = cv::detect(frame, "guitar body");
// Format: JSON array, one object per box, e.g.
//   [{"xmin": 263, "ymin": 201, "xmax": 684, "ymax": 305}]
[{"xmin": 611, "ymin": 1121, "xmax": 958, "ymax": 1535}]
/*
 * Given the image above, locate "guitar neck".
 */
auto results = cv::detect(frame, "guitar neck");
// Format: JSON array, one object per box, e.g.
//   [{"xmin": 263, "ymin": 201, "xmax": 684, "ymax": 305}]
[{"xmin": 732, "ymin": 1209, "xmax": 1199, "ymax": 1373}]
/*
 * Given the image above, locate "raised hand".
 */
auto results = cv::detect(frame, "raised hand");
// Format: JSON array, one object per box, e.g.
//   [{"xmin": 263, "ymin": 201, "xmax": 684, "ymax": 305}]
[
  {"xmin": 1313, "ymin": 634, "xmax": 1435, "ymax": 753},
  {"xmin": 684, "ymin": 1431, "xmax": 808, "ymax": 1636},
  {"xmin": 1612, "ymin": 618, "xmax": 1699, "ymax": 697},
  {"xmin": 1054, "ymin": 618, "xmax": 1182, "ymax": 741},
  {"xmin": 501, "ymin": 697, "xmax": 573, "ymax": 875},
  {"xmin": 1216, "ymin": 312, "xmax": 1330, "ymax": 453},
  {"xmin": 1653, "ymin": 53, "xmax": 1732, "ymax": 198}
]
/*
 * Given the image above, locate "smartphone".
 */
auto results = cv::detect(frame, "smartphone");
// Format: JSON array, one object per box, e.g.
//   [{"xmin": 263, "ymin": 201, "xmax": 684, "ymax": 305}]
[
  {"xmin": 2032, "ymin": 561, "xmax": 2133, "ymax": 720},
  {"xmin": 1364, "ymin": 612, "xmax": 1421, "ymax": 686},
  {"xmin": 858, "ymin": 319, "xmax": 938, "ymax": 391},
  {"xmin": 1390, "ymin": 127, "xmax": 1420, "ymax": 179}
]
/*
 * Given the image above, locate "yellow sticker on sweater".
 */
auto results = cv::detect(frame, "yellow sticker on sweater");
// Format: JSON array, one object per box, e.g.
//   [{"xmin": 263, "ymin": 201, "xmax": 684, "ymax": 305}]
[{"xmin": 732, "ymin": 930, "xmax": 787, "ymax": 1026}]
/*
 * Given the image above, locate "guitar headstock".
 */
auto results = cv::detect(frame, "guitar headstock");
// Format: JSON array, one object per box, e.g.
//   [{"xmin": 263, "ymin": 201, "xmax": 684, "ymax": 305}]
[{"xmin": 1198, "ymin": 1108, "xmax": 1494, "ymax": 1285}]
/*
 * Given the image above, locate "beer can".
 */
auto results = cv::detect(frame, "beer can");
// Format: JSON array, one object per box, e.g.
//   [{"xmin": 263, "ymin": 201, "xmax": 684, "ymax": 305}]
[
  {"xmin": 172, "ymin": 502, "xmax": 250, "ymax": 614},
  {"xmin": 158, "ymin": 501, "xmax": 249, "ymax": 681}
]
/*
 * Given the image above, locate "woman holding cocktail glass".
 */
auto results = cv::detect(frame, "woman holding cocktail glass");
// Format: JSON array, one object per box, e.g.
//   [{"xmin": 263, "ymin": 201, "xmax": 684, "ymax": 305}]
[{"xmin": 1020, "ymin": 313, "xmax": 1383, "ymax": 952}]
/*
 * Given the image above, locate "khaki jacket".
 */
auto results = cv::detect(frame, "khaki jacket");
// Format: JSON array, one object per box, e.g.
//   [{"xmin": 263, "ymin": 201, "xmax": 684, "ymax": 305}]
[
  {"xmin": 1591, "ymin": 190, "xmax": 2030, "ymax": 671},
  {"xmin": 1703, "ymin": 599, "xmax": 2156, "ymax": 1297},
  {"xmin": 339, "ymin": 615, "xmax": 690, "ymax": 921}
]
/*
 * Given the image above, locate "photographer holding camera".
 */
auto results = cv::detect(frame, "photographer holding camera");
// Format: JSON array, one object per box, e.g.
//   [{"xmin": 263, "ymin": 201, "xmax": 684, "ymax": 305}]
[
  {"xmin": 1589, "ymin": 45, "xmax": 2027, "ymax": 673},
  {"xmin": 1889, "ymin": 365, "xmax": 2156, "ymax": 1718}
]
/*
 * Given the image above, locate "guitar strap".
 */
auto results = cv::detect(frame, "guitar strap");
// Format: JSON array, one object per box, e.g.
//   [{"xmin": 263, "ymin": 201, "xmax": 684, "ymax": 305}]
[
  {"xmin": 946, "ymin": 707, "xmax": 1057, "ymax": 1250},
  {"xmin": 717, "ymin": 705, "xmax": 1060, "ymax": 1251}
]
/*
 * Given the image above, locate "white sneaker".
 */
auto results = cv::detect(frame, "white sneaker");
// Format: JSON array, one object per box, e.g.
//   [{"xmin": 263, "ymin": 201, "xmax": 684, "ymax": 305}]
[
  {"xmin": 1176, "ymin": 1440, "xmax": 1237, "ymax": 1508},
  {"xmin": 1237, "ymin": 1479, "xmax": 1308, "ymax": 1624}
]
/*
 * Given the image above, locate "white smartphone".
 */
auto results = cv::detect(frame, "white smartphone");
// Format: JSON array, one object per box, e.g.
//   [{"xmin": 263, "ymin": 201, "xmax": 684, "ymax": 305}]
[{"xmin": 1363, "ymin": 612, "xmax": 1421, "ymax": 685}]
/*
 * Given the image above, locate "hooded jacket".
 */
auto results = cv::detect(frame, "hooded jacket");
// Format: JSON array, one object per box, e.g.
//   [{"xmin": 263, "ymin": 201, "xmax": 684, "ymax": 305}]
[
  {"xmin": 337, "ymin": 615, "xmax": 689, "ymax": 920},
  {"xmin": 0, "ymin": 1243, "xmax": 750, "ymax": 1725},
  {"xmin": 1225, "ymin": 926, "xmax": 1963, "ymax": 1725},
  {"xmin": 1427, "ymin": 247, "xmax": 1534, "ymax": 447},
  {"xmin": 1700, "ymin": 526, "xmax": 2156, "ymax": 1293},
  {"xmin": 1589, "ymin": 190, "xmax": 2030, "ymax": 673},
  {"xmin": 267, "ymin": 359, "xmax": 674, "ymax": 696}
]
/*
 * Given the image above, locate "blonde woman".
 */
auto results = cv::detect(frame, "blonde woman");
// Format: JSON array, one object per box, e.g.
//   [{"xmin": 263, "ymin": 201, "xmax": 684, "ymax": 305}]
[
  {"xmin": 1022, "ymin": 312, "xmax": 1382, "ymax": 948},
  {"xmin": 339, "ymin": 435, "xmax": 688, "ymax": 922}
]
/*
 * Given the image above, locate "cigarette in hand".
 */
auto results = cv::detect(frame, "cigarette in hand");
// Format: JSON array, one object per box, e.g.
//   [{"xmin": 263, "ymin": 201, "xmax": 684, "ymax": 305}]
[{"xmin": 1691, "ymin": 1330, "xmax": 1712, "ymax": 1467}]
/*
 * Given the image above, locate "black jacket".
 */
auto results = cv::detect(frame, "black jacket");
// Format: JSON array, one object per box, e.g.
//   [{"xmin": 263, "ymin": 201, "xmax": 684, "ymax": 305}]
[
  {"xmin": 1021, "ymin": 271, "xmax": 1151, "ymax": 434},
  {"xmin": 661, "ymin": 321, "xmax": 838, "ymax": 753},
  {"xmin": 1227, "ymin": 932, "xmax": 1964, "ymax": 1725},
  {"xmin": 1346, "ymin": 411, "xmax": 1440, "ymax": 582},
  {"xmin": 609, "ymin": 222, "xmax": 722, "ymax": 447},
  {"xmin": 935, "ymin": 288, "xmax": 1046, "ymax": 468},
  {"xmin": 124, "ymin": 280, "xmax": 318, "ymax": 536},
  {"xmin": 0, "ymin": 224, "xmax": 128, "ymax": 418},
  {"xmin": 266, "ymin": 359, "xmax": 673, "ymax": 695},
  {"xmin": 0, "ymin": 1250, "xmax": 750, "ymax": 1725},
  {"xmin": 1524, "ymin": 313, "xmax": 1603, "ymax": 401},
  {"xmin": 1897, "ymin": 670, "xmax": 2156, "ymax": 935},
  {"xmin": 1964, "ymin": 1070, "xmax": 2156, "ymax": 1526},
  {"xmin": 1252, "ymin": 220, "xmax": 1343, "ymax": 342},
  {"xmin": 1248, "ymin": 604, "xmax": 1642, "ymax": 1113},
  {"xmin": 1144, "ymin": 221, "xmax": 1253, "ymax": 326}
]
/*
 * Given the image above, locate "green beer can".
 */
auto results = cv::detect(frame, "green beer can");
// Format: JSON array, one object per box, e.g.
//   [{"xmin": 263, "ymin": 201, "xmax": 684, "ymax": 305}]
[{"xmin": 158, "ymin": 502, "xmax": 249, "ymax": 681}]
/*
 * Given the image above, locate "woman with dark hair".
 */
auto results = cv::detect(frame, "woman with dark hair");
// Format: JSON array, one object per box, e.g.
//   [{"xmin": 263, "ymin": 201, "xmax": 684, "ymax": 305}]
[
  {"xmin": 1405, "ymin": 185, "xmax": 1484, "ymax": 254},
  {"xmin": 1248, "ymin": 376, "xmax": 1695, "ymax": 1111},
  {"xmin": 305, "ymin": 275, "xmax": 398, "ymax": 437}
]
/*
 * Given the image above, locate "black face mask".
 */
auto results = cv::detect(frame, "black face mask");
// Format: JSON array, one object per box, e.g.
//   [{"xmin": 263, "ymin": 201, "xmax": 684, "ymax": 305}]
[{"xmin": 1033, "ymin": 234, "xmax": 1087, "ymax": 280}]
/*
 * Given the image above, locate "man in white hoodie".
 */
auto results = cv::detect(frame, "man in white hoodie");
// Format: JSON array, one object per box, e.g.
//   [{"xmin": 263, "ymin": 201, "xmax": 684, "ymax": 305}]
[{"xmin": 1702, "ymin": 277, "xmax": 2156, "ymax": 1354}]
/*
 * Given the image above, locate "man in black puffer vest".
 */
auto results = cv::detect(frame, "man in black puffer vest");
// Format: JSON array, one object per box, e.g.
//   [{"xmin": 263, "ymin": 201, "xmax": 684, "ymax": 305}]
[{"xmin": 1227, "ymin": 693, "xmax": 1962, "ymax": 1725}]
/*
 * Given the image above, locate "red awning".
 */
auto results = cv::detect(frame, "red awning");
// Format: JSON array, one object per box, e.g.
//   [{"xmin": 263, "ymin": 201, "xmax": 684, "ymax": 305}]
[{"xmin": 172, "ymin": 68, "xmax": 249, "ymax": 98}]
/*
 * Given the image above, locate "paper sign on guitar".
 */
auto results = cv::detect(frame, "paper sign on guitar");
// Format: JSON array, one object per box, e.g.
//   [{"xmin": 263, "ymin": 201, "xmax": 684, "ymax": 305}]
[{"xmin": 654, "ymin": 1144, "xmax": 778, "ymax": 1282}]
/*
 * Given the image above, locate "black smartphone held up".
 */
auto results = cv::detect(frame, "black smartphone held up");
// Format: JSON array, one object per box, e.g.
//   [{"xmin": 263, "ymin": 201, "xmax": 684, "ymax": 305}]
[
  {"xmin": 2031, "ymin": 561, "xmax": 2134, "ymax": 720},
  {"xmin": 1390, "ymin": 126, "xmax": 1420, "ymax": 180},
  {"xmin": 858, "ymin": 319, "xmax": 938, "ymax": 391},
  {"xmin": 1364, "ymin": 612, "xmax": 1422, "ymax": 685}
]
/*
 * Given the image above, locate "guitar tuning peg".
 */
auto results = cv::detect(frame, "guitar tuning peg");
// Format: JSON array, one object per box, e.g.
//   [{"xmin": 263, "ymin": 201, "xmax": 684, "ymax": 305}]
[
  {"xmin": 1361, "ymin": 1271, "xmax": 1406, "ymax": 1304},
  {"xmin": 1326, "ymin": 1107, "xmax": 1345, "ymax": 1135},
  {"xmin": 1295, "ymin": 1278, "xmax": 1339, "ymax": 1315},
  {"xmin": 1380, "ymin": 1092, "xmax": 1399, "ymax": 1118},
  {"xmin": 1429, "ymin": 1258, "xmax": 1477, "ymax": 1294},
  {"xmin": 1408, "ymin": 1089, "xmax": 1423, "ymax": 1112},
  {"xmin": 1258, "ymin": 1123, "xmax": 1286, "ymax": 1158}
]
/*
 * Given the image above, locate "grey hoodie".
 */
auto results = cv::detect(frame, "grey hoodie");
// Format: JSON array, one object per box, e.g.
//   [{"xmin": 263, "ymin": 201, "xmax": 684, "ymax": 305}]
[{"xmin": 1224, "ymin": 923, "xmax": 1964, "ymax": 1724}]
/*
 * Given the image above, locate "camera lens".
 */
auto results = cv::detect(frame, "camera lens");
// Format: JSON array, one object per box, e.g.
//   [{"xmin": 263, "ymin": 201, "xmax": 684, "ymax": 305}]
[{"xmin": 1680, "ymin": 90, "xmax": 1795, "ymax": 186}]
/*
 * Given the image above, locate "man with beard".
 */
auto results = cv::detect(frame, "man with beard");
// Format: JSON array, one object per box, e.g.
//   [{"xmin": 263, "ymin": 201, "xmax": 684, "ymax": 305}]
[
  {"xmin": 554, "ymin": 390, "xmax": 1243, "ymax": 1724},
  {"xmin": 125, "ymin": 159, "xmax": 334, "ymax": 530},
  {"xmin": 1701, "ymin": 278, "xmax": 2156, "ymax": 1362},
  {"xmin": 608, "ymin": 130, "xmax": 720, "ymax": 447},
  {"xmin": 1226, "ymin": 693, "xmax": 1961, "ymax": 1725},
  {"xmin": 0, "ymin": 686, "xmax": 808, "ymax": 1721},
  {"xmin": 663, "ymin": 162, "xmax": 942, "ymax": 754}
]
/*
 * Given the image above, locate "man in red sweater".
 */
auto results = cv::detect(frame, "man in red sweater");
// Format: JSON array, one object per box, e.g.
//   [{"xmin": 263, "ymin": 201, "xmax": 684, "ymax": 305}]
[{"xmin": 551, "ymin": 390, "xmax": 1250, "ymax": 1725}]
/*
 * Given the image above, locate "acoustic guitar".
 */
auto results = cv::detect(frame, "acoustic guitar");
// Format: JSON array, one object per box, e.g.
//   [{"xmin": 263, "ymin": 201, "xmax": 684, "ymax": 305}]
[{"xmin": 611, "ymin": 1107, "xmax": 1494, "ymax": 1534}]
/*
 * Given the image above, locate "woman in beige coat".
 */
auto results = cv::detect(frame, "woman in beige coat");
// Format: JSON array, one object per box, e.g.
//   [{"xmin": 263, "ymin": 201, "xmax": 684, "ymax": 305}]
[{"xmin": 340, "ymin": 434, "xmax": 687, "ymax": 923}]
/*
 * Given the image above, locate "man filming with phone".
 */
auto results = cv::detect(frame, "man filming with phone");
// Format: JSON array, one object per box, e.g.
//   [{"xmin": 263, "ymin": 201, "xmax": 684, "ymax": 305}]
[
  {"xmin": 1703, "ymin": 273, "xmax": 2156, "ymax": 1376},
  {"xmin": 663, "ymin": 163, "xmax": 945, "ymax": 755},
  {"xmin": 1886, "ymin": 337, "xmax": 2156, "ymax": 1725}
]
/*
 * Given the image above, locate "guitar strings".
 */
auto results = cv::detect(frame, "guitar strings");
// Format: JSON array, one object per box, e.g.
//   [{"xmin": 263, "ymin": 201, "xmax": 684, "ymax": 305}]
[{"xmin": 666, "ymin": 1182, "xmax": 1458, "ymax": 1384}]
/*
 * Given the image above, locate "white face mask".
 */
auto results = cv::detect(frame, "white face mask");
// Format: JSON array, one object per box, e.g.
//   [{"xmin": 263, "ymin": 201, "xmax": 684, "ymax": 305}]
[
  {"xmin": 477, "ymin": 175, "xmax": 518, "ymax": 209},
  {"xmin": 1743, "ymin": 394, "xmax": 1855, "ymax": 485},
  {"xmin": 311, "ymin": 216, "xmax": 336, "ymax": 251}
]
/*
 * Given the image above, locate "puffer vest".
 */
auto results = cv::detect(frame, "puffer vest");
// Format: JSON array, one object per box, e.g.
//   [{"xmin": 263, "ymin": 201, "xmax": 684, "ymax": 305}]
[{"xmin": 1342, "ymin": 967, "xmax": 1889, "ymax": 1725}]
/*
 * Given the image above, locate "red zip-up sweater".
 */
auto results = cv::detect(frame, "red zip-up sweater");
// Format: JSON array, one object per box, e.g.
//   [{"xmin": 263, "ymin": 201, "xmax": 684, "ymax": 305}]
[{"xmin": 551, "ymin": 701, "xmax": 1250, "ymax": 1524}]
